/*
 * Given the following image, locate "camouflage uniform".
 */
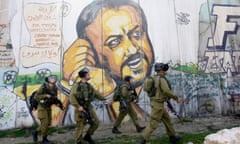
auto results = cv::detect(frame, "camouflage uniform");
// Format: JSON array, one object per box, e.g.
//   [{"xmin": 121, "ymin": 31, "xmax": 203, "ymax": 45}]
[
  {"xmin": 34, "ymin": 82, "xmax": 58, "ymax": 140},
  {"xmin": 70, "ymin": 81, "xmax": 105, "ymax": 143},
  {"xmin": 141, "ymin": 75, "xmax": 178, "ymax": 141},
  {"xmin": 113, "ymin": 82, "xmax": 145, "ymax": 133}
]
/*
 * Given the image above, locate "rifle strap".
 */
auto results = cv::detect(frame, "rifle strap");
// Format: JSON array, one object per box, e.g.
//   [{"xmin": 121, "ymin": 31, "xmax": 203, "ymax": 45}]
[
  {"xmin": 76, "ymin": 81, "xmax": 92, "ymax": 106},
  {"xmin": 158, "ymin": 75, "xmax": 172, "ymax": 92},
  {"xmin": 157, "ymin": 75, "xmax": 172, "ymax": 102}
]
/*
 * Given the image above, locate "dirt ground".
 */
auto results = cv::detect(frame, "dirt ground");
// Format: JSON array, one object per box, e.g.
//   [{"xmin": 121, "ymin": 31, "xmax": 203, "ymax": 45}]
[{"xmin": 1, "ymin": 115, "xmax": 240, "ymax": 144}]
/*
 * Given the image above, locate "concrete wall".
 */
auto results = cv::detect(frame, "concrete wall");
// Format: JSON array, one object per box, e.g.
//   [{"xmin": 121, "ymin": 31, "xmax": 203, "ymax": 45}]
[{"xmin": 0, "ymin": 0, "xmax": 240, "ymax": 130}]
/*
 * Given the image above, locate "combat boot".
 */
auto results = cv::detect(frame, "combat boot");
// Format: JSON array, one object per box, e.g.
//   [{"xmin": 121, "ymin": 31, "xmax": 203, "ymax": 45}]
[
  {"xmin": 83, "ymin": 134, "xmax": 95, "ymax": 144},
  {"xmin": 112, "ymin": 127, "xmax": 122, "ymax": 134},
  {"xmin": 136, "ymin": 125, "xmax": 146, "ymax": 133},
  {"xmin": 139, "ymin": 138, "xmax": 146, "ymax": 144},
  {"xmin": 42, "ymin": 137, "xmax": 51, "ymax": 144},
  {"xmin": 169, "ymin": 135, "xmax": 181, "ymax": 144},
  {"xmin": 31, "ymin": 130, "xmax": 38, "ymax": 142}
]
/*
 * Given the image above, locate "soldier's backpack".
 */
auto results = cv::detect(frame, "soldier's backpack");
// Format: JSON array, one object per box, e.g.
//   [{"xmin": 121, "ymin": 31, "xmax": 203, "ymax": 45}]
[
  {"xmin": 113, "ymin": 86, "xmax": 122, "ymax": 101},
  {"xmin": 29, "ymin": 83, "xmax": 47, "ymax": 111},
  {"xmin": 143, "ymin": 76, "xmax": 156, "ymax": 97},
  {"xmin": 29, "ymin": 91, "xmax": 38, "ymax": 111}
]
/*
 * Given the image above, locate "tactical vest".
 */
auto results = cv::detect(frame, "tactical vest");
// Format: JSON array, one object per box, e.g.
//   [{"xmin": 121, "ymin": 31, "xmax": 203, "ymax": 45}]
[
  {"xmin": 120, "ymin": 83, "xmax": 137, "ymax": 103},
  {"xmin": 43, "ymin": 83, "xmax": 57, "ymax": 97},
  {"xmin": 76, "ymin": 82, "xmax": 94, "ymax": 107}
]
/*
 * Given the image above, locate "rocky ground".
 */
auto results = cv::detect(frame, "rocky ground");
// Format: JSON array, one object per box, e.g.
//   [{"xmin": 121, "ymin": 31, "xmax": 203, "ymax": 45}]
[{"xmin": 1, "ymin": 115, "xmax": 240, "ymax": 144}]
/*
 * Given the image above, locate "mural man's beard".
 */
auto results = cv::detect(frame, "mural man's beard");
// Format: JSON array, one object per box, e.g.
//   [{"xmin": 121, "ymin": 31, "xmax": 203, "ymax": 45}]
[{"xmin": 102, "ymin": 52, "xmax": 151, "ymax": 88}]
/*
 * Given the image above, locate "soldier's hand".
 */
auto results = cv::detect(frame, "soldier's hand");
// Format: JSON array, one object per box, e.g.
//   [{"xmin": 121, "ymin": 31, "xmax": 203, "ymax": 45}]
[
  {"xmin": 63, "ymin": 39, "xmax": 96, "ymax": 83},
  {"xmin": 78, "ymin": 106, "xmax": 85, "ymax": 112},
  {"xmin": 46, "ymin": 94, "xmax": 51, "ymax": 99},
  {"xmin": 176, "ymin": 98, "xmax": 182, "ymax": 103}
]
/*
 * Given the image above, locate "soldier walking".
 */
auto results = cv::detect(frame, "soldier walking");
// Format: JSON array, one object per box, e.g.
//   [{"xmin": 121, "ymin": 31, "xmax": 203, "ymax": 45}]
[
  {"xmin": 112, "ymin": 76, "xmax": 145, "ymax": 134},
  {"xmin": 139, "ymin": 63, "xmax": 181, "ymax": 144},
  {"xmin": 70, "ymin": 67, "xmax": 106, "ymax": 144},
  {"xmin": 32, "ymin": 75, "xmax": 64, "ymax": 144}
]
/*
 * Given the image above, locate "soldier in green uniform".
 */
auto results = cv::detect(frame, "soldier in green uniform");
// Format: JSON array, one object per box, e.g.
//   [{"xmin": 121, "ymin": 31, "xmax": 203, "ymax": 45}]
[
  {"xmin": 70, "ymin": 67, "xmax": 106, "ymax": 144},
  {"xmin": 32, "ymin": 75, "xmax": 62, "ymax": 144},
  {"xmin": 139, "ymin": 63, "xmax": 181, "ymax": 144},
  {"xmin": 112, "ymin": 76, "xmax": 145, "ymax": 134}
]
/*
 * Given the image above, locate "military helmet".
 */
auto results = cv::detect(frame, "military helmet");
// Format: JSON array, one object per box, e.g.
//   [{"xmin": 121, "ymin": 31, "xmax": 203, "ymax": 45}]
[
  {"xmin": 154, "ymin": 63, "xmax": 169, "ymax": 72},
  {"xmin": 78, "ymin": 67, "xmax": 90, "ymax": 78},
  {"xmin": 45, "ymin": 75, "xmax": 57, "ymax": 83},
  {"xmin": 124, "ymin": 75, "xmax": 134, "ymax": 82}
]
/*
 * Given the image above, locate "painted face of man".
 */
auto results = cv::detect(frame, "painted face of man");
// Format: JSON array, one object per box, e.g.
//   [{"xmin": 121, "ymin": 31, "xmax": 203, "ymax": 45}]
[
  {"xmin": 48, "ymin": 79, "xmax": 56, "ymax": 88},
  {"xmin": 86, "ymin": 5, "xmax": 153, "ymax": 83},
  {"xmin": 85, "ymin": 73, "xmax": 91, "ymax": 81}
]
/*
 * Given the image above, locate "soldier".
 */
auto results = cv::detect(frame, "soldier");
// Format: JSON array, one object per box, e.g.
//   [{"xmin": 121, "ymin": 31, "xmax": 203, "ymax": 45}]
[
  {"xmin": 139, "ymin": 63, "xmax": 181, "ymax": 144},
  {"xmin": 70, "ymin": 67, "xmax": 106, "ymax": 144},
  {"xmin": 112, "ymin": 76, "xmax": 145, "ymax": 134},
  {"xmin": 31, "ymin": 75, "xmax": 63, "ymax": 144}
]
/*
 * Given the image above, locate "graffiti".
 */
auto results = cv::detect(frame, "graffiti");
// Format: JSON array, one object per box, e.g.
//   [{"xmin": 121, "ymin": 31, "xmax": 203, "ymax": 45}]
[
  {"xmin": 0, "ymin": 49, "xmax": 15, "ymax": 67},
  {"xmin": 17, "ymin": 107, "xmax": 30, "ymax": 118},
  {"xmin": 24, "ymin": 4, "xmax": 61, "ymax": 47},
  {"xmin": 207, "ymin": 4, "xmax": 240, "ymax": 49},
  {"xmin": 199, "ymin": 4, "xmax": 240, "ymax": 75},
  {"xmin": 36, "ymin": 68, "xmax": 51, "ymax": 82},
  {"xmin": 20, "ymin": 2, "xmax": 65, "ymax": 67},
  {"xmin": 176, "ymin": 12, "xmax": 190, "ymax": 25},
  {"xmin": 0, "ymin": 103, "xmax": 15, "ymax": 120},
  {"xmin": 200, "ymin": 50, "xmax": 237, "ymax": 73},
  {"xmin": 0, "ymin": 0, "xmax": 8, "ymax": 48},
  {"xmin": 1, "ymin": 0, "xmax": 240, "ymax": 130},
  {"xmin": 3, "ymin": 70, "xmax": 17, "ymax": 85},
  {"xmin": 0, "ymin": 87, "xmax": 17, "ymax": 129},
  {"xmin": 0, "ymin": 24, "xmax": 6, "ymax": 43},
  {"xmin": 167, "ymin": 71, "xmax": 222, "ymax": 116}
]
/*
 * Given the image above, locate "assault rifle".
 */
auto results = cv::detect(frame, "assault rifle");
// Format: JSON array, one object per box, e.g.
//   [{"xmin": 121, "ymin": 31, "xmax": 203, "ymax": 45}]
[
  {"xmin": 77, "ymin": 101, "xmax": 94, "ymax": 125},
  {"xmin": 120, "ymin": 99, "xmax": 129, "ymax": 113},
  {"xmin": 21, "ymin": 81, "xmax": 38, "ymax": 125},
  {"xmin": 120, "ymin": 86, "xmax": 136, "ymax": 113},
  {"xmin": 166, "ymin": 100, "xmax": 184, "ymax": 124},
  {"xmin": 46, "ymin": 97, "xmax": 65, "ymax": 110},
  {"xmin": 79, "ymin": 106, "xmax": 94, "ymax": 125},
  {"xmin": 44, "ymin": 86, "xmax": 64, "ymax": 110}
]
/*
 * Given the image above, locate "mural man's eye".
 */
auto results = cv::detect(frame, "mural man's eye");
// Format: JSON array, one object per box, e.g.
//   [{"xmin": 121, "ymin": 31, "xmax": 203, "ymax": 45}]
[
  {"xmin": 106, "ymin": 37, "xmax": 122, "ymax": 49},
  {"xmin": 131, "ymin": 31, "xmax": 143, "ymax": 40}
]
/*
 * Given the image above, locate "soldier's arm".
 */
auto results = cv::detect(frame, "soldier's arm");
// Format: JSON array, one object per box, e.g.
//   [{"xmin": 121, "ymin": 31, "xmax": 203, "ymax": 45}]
[
  {"xmin": 160, "ymin": 78, "xmax": 178, "ymax": 101},
  {"xmin": 93, "ymin": 88, "xmax": 106, "ymax": 101},
  {"xmin": 70, "ymin": 84, "xmax": 81, "ymax": 108},
  {"xmin": 121, "ymin": 85, "xmax": 131, "ymax": 103}
]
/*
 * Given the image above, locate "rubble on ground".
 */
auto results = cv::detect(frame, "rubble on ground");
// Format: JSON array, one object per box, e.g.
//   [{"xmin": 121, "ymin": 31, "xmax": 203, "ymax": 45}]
[{"xmin": 204, "ymin": 127, "xmax": 240, "ymax": 144}]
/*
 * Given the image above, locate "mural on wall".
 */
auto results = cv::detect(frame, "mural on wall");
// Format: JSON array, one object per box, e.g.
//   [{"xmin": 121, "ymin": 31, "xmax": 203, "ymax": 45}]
[
  {"xmin": 20, "ymin": 2, "xmax": 62, "ymax": 67},
  {"xmin": 58, "ymin": 0, "xmax": 154, "ymax": 124},
  {"xmin": 1, "ymin": 0, "xmax": 240, "ymax": 130},
  {"xmin": 198, "ymin": 0, "xmax": 240, "ymax": 115},
  {"xmin": 0, "ymin": 0, "xmax": 18, "ymax": 130},
  {"xmin": 0, "ymin": 0, "xmax": 17, "ymax": 84},
  {"xmin": 12, "ymin": 0, "xmax": 71, "ymax": 127}
]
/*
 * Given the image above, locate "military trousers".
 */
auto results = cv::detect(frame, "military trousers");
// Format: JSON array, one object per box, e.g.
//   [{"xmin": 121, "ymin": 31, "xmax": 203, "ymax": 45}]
[
  {"xmin": 113, "ymin": 104, "xmax": 139, "ymax": 127},
  {"xmin": 75, "ymin": 107, "xmax": 99, "ymax": 143},
  {"xmin": 37, "ymin": 108, "xmax": 51, "ymax": 138},
  {"xmin": 142, "ymin": 101, "xmax": 176, "ymax": 141}
]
